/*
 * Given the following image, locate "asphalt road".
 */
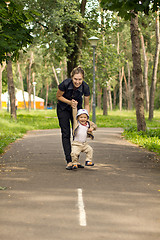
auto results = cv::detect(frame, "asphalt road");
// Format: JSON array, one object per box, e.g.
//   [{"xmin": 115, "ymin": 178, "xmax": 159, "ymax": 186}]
[{"xmin": 0, "ymin": 128, "xmax": 160, "ymax": 240}]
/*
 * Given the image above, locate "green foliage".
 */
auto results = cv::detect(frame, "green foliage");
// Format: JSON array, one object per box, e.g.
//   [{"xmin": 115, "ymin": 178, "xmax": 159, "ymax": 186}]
[
  {"xmin": 123, "ymin": 127, "xmax": 160, "ymax": 155},
  {"xmin": 97, "ymin": 39, "xmax": 120, "ymax": 88},
  {"xmin": 0, "ymin": 0, "xmax": 35, "ymax": 63},
  {"xmin": 100, "ymin": 0, "xmax": 159, "ymax": 19}
]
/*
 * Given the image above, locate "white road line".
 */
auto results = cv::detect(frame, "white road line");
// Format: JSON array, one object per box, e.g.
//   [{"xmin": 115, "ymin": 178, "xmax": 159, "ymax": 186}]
[{"xmin": 77, "ymin": 188, "xmax": 87, "ymax": 227}]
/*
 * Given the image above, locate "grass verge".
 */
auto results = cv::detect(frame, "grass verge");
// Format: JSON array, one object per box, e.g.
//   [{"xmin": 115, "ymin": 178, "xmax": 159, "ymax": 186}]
[{"xmin": 0, "ymin": 109, "xmax": 160, "ymax": 155}]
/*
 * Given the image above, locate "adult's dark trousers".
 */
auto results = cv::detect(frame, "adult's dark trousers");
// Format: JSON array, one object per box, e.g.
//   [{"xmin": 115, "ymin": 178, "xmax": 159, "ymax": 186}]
[{"xmin": 57, "ymin": 105, "xmax": 73, "ymax": 163}]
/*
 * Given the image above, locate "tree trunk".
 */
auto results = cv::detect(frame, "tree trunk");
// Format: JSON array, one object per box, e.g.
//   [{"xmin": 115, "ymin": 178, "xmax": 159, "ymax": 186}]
[
  {"xmin": 123, "ymin": 71, "xmax": 129, "ymax": 109},
  {"xmin": 103, "ymin": 86, "xmax": 108, "ymax": 115},
  {"xmin": 97, "ymin": 83, "xmax": 102, "ymax": 109},
  {"xmin": 117, "ymin": 24, "xmax": 123, "ymax": 111},
  {"xmin": 119, "ymin": 67, "xmax": 124, "ymax": 111},
  {"xmin": 113, "ymin": 84, "xmax": 117, "ymax": 109},
  {"xmin": 0, "ymin": 62, "xmax": 6, "ymax": 110},
  {"xmin": 17, "ymin": 61, "xmax": 27, "ymax": 109},
  {"xmin": 127, "ymin": 61, "xmax": 132, "ymax": 110},
  {"xmin": 149, "ymin": 11, "xmax": 160, "ymax": 120},
  {"xmin": 130, "ymin": 13, "xmax": 146, "ymax": 131},
  {"xmin": 51, "ymin": 63, "xmax": 59, "ymax": 85},
  {"xmin": 0, "ymin": 65, "xmax": 2, "ymax": 110},
  {"xmin": 45, "ymin": 78, "xmax": 49, "ymax": 108},
  {"xmin": 28, "ymin": 52, "xmax": 34, "ymax": 111},
  {"xmin": 77, "ymin": 0, "xmax": 87, "ymax": 49},
  {"xmin": 139, "ymin": 29, "xmax": 149, "ymax": 112},
  {"xmin": 60, "ymin": 60, "xmax": 63, "ymax": 82},
  {"xmin": 67, "ymin": 49, "xmax": 79, "ymax": 78},
  {"xmin": 108, "ymin": 84, "xmax": 112, "ymax": 110},
  {"xmin": 7, "ymin": 57, "xmax": 16, "ymax": 119},
  {"xmin": 64, "ymin": 0, "xmax": 87, "ymax": 77}
]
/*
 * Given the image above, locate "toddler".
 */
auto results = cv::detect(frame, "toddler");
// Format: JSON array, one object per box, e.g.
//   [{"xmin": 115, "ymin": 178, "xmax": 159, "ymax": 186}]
[{"xmin": 71, "ymin": 108, "xmax": 97, "ymax": 169}]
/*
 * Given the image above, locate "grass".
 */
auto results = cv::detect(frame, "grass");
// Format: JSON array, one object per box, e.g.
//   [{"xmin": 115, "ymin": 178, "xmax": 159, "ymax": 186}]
[
  {"xmin": 0, "ymin": 109, "xmax": 160, "ymax": 155},
  {"xmin": 0, "ymin": 110, "xmax": 59, "ymax": 154}
]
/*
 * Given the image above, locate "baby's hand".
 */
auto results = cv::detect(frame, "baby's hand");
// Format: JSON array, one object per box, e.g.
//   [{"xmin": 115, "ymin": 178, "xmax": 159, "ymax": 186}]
[{"xmin": 88, "ymin": 127, "xmax": 94, "ymax": 132}]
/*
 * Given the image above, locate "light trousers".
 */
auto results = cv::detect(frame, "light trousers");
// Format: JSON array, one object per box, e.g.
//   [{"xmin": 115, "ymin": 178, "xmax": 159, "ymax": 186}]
[{"xmin": 71, "ymin": 141, "xmax": 93, "ymax": 164}]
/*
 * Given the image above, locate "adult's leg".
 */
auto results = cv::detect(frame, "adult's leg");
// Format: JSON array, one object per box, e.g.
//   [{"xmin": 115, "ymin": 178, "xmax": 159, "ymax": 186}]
[{"xmin": 57, "ymin": 106, "xmax": 72, "ymax": 163}]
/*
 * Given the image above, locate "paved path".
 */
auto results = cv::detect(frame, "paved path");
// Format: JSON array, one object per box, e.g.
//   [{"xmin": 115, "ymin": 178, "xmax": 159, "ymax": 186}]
[{"xmin": 0, "ymin": 128, "xmax": 160, "ymax": 240}]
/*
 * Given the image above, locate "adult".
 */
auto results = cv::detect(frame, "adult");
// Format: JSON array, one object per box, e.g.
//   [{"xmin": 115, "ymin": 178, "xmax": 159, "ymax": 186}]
[{"xmin": 56, "ymin": 66, "xmax": 90, "ymax": 170}]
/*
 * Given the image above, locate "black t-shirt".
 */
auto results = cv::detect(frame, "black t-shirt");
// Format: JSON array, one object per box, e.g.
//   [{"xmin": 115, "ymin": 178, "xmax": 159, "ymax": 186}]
[{"xmin": 57, "ymin": 78, "xmax": 90, "ymax": 110}]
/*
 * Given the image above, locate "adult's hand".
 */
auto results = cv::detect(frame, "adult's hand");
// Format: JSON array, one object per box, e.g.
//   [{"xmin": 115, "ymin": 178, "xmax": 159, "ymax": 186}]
[{"xmin": 71, "ymin": 99, "xmax": 78, "ymax": 109}]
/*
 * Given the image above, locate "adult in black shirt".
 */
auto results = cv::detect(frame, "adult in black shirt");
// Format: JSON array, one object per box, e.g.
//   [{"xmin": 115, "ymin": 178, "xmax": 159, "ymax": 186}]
[{"xmin": 56, "ymin": 66, "xmax": 90, "ymax": 170}]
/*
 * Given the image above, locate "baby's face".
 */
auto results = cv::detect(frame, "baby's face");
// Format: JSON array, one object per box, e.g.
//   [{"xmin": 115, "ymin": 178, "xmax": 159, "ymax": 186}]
[{"xmin": 78, "ymin": 114, "xmax": 88, "ymax": 125}]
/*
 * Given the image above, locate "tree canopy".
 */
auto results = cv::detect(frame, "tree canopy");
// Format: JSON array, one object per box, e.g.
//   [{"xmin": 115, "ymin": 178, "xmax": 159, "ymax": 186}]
[
  {"xmin": 0, "ymin": 0, "xmax": 34, "ymax": 63},
  {"xmin": 101, "ymin": 0, "xmax": 160, "ymax": 18}
]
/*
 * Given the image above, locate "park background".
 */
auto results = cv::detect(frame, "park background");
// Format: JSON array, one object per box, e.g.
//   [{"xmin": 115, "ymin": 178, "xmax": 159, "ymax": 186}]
[{"xmin": 0, "ymin": 0, "xmax": 160, "ymax": 156}]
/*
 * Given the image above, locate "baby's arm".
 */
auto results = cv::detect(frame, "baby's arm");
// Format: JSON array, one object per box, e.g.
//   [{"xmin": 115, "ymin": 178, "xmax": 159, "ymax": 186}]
[
  {"xmin": 87, "ymin": 122, "xmax": 97, "ymax": 136},
  {"xmin": 88, "ymin": 121, "xmax": 97, "ymax": 131},
  {"xmin": 88, "ymin": 127, "xmax": 94, "ymax": 132}
]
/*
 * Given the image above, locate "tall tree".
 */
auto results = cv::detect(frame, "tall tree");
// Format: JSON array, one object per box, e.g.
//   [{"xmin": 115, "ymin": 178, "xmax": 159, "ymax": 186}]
[
  {"xmin": 101, "ymin": 0, "xmax": 159, "ymax": 131},
  {"xmin": 17, "ymin": 61, "xmax": 27, "ymax": 109},
  {"xmin": 27, "ymin": 52, "xmax": 34, "ymax": 111},
  {"xmin": 149, "ymin": 10, "xmax": 160, "ymax": 120},
  {"xmin": 139, "ymin": 29, "xmax": 149, "ymax": 112},
  {"xmin": 0, "ymin": 62, "xmax": 6, "ymax": 110},
  {"xmin": 7, "ymin": 56, "xmax": 16, "ymax": 119},
  {"xmin": 62, "ymin": 0, "xmax": 88, "ymax": 76},
  {"xmin": 130, "ymin": 13, "xmax": 146, "ymax": 131},
  {"xmin": 103, "ymin": 86, "xmax": 108, "ymax": 115},
  {"xmin": 0, "ymin": 0, "xmax": 34, "ymax": 119}
]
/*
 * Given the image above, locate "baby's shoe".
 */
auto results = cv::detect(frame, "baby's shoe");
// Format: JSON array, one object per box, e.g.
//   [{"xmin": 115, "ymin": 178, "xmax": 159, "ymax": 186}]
[
  {"xmin": 85, "ymin": 161, "xmax": 94, "ymax": 166},
  {"xmin": 77, "ymin": 163, "xmax": 84, "ymax": 168},
  {"xmin": 72, "ymin": 164, "xmax": 78, "ymax": 169}
]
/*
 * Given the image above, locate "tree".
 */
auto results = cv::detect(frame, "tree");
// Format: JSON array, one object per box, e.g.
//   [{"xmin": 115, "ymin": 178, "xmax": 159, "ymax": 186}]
[
  {"xmin": 0, "ymin": 62, "xmax": 6, "ymax": 110},
  {"xmin": 17, "ymin": 61, "xmax": 27, "ymax": 109},
  {"xmin": 101, "ymin": 0, "xmax": 159, "ymax": 131},
  {"xmin": 0, "ymin": 0, "xmax": 33, "ymax": 63},
  {"xmin": 139, "ymin": 28, "xmax": 149, "ymax": 112},
  {"xmin": 0, "ymin": 0, "xmax": 34, "ymax": 119},
  {"xmin": 62, "ymin": 0, "xmax": 87, "ymax": 76},
  {"xmin": 149, "ymin": 10, "xmax": 160, "ymax": 120},
  {"xmin": 27, "ymin": 52, "xmax": 34, "ymax": 111},
  {"xmin": 130, "ymin": 13, "xmax": 146, "ymax": 131},
  {"xmin": 7, "ymin": 56, "xmax": 16, "ymax": 119},
  {"xmin": 21, "ymin": 0, "xmax": 100, "ymax": 77}
]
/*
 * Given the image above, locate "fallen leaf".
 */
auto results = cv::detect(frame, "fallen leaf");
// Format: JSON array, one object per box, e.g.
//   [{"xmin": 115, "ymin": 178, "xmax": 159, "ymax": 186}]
[{"xmin": 0, "ymin": 186, "xmax": 7, "ymax": 190}]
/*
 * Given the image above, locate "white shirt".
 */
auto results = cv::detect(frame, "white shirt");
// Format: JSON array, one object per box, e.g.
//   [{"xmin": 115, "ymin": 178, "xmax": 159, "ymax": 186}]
[{"xmin": 74, "ymin": 122, "xmax": 89, "ymax": 143}]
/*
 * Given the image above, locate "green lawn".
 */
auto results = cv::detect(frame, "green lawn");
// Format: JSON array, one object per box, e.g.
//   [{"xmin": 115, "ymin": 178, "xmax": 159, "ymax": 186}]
[{"xmin": 0, "ymin": 109, "xmax": 160, "ymax": 155}]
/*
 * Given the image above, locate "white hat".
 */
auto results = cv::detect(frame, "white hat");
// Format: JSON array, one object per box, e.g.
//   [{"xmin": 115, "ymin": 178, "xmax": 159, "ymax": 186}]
[{"xmin": 76, "ymin": 109, "xmax": 89, "ymax": 119}]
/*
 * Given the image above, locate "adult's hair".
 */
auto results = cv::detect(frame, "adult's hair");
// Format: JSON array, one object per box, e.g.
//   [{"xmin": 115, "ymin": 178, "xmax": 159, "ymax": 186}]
[{"xmin": 70, "ymin": 66, "xmax": 84, "ymax": 79}]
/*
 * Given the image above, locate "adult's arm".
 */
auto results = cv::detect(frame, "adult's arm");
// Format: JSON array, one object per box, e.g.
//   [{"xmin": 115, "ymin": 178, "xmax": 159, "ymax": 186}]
[
  {"xmin": 84, "ymin": 96, "xmax": 90, "ymax": 114},
  {"xmin": 56, "ymin": 89, "xmax": 77, "ymax": 108}
]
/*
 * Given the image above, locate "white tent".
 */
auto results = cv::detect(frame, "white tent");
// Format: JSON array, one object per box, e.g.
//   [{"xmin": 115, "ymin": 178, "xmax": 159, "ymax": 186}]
[{"xmin": 1, "ymin": 89, "xmax": 44, "ymax": 109}]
